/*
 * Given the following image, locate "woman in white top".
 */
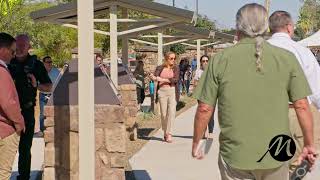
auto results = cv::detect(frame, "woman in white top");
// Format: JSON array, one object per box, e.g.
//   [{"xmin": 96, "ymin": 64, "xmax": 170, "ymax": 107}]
[
  {"xmin": 194, "ymin": 55, "xmax": 209, "ymax": 88},
  {"xmin": 193, "ymin": 55, "xmax": 214, "ymax": 138}
]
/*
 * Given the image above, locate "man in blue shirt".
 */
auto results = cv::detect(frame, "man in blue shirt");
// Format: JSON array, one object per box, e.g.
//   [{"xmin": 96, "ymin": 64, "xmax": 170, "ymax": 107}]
[
  {"xmin": 191, "ymin": 55, "xmax": 197, "ymax": 72},
  {"xmin": 38, "ymin": 56, "xmax": 60, "ymax": 133}
]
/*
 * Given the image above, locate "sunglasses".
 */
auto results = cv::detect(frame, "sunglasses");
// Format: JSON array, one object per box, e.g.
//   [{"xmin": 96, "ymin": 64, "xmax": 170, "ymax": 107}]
[
  {"xmin": 201, "ymin": 60, "xmax": 209, "ymax": 63},
  {"xmin": 45, "ymin": 61, "xmax": 53, "ymax": 64}
]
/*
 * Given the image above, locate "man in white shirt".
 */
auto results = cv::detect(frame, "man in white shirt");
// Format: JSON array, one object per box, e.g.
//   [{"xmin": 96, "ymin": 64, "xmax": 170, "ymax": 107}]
[{"xmin": 268, "ymin": 11, "xmax": 320, "ymax": 172}]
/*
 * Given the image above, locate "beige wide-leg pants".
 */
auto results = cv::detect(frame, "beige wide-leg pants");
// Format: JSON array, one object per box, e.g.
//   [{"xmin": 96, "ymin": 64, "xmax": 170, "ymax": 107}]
[{"xmin": 158, "ymin": 87, "xmax": 176, "ymax": 135}]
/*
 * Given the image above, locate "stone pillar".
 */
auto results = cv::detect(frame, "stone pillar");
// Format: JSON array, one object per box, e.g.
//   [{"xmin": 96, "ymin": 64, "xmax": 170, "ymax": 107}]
[
  {"xmin": 95, "ymin": 105, "xmax": 126, "ymax": 180},
  {"xmin": 119, "ymin": 84, "xmax": 138, "ymax": 141},
  {"xmin": 43, "ymin": 104, "xmax": 127, "ymax": 180},
  {"xmin": 43, "ymin": 106, "xmax": 56, "ymax": 180}
]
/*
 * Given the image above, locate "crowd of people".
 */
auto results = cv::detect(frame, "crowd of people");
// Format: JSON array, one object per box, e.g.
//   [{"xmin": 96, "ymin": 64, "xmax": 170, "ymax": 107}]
[
  {"xmin": 179, "ymin": 56, "xmax": 196, "ymax": 97},
  {"xmin": 192, "ymin": 3, "xmax": 319, "ymax": 180},
  {"xmin": 0, "ymin": 33, "xmax": 60, "ymax": 180},
  {"xmin": 132, "ymin": 52, "xmax": 216, "ymax": 142},
  {"xmin": 132, "ymin": 3, "xmax": 320, "ymax": 180}
]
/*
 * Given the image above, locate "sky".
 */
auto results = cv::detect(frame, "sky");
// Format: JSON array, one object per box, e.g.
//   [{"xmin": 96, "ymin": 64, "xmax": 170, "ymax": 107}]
[{"xmin": 154, "ymin": 0, "xmax": 303, "ymax": 29}]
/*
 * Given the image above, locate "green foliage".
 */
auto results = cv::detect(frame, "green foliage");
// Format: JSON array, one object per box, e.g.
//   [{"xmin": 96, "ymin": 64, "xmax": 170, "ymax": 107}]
[
  {"xmin": 169, "ymin": 44, "xmax": 186, "ymax": 55},
  {"xmin": 195, "ymin": 15, "xmax": 216, "ymax": 31},
  {"xmin": 0, "ymin": 0, "xmax": 23, "ymax": 15},
  {"xmin": 297, "ymin": 0, "xmax": 320, "ymax": 38},
  {"xmin": 0, "ymin": 2, "xmax": 78, "ymax": 67}
]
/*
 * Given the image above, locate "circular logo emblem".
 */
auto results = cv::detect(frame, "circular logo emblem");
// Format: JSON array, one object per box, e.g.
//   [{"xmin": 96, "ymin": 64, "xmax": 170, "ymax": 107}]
[{"xmin": 268, "ymin": 134, "xmax": 296, "ymax": 162}]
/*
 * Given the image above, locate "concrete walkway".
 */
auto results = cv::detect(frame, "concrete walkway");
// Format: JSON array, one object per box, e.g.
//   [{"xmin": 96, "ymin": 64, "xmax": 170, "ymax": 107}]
[
  {"xmin": 130, "ymin": 105, "xmax": 222, "ymax": 180},
  {"xmin": 10, "ymin": 137, "xmax": 44, "ymax": 180},
  {"xmin": 130, "ymin": 105, "xmax": 320, "ymax": 180}
]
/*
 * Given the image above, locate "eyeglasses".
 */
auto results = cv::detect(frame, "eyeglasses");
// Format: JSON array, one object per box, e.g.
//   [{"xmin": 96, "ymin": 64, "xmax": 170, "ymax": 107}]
[{"xmin": 169, "ymin": 57, "xmax": 176, "ymax": 60}]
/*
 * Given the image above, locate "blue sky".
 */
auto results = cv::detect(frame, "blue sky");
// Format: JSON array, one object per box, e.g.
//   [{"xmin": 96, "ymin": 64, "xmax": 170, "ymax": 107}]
[{"xmin": 154, "ymin": 0, "xmax": 303, "ymax": 29}]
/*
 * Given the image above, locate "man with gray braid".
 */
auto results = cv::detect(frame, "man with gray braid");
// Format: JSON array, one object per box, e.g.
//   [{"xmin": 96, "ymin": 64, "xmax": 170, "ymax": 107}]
[
  {"xmin": 268, "ymin": 10, "xmax": 320, "ymax": 173},
  {"xmin": 192, "ymin": 3, "xmax": 316, "ymax": 180}
]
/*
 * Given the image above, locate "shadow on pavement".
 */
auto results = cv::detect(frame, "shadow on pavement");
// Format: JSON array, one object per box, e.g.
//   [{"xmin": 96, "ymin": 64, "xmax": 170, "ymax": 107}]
[
  {"xmin": 176, "ymin": 101, "xmax": 186, "ymax": 111},
  {"xmin": 139, "ymin": 136, "xmax": 164, "ymax": 142},
  {"xmin": 11, "ymin": 171, "xmax": 42, "ymax": 180},
  {"xmin": 138, "ymin": 128, "xmax": 154, "ymax": 138},
  {"xmin": 172, "ymin": 135, "xmax": 193, "ymax": 139},
  {"xmin": 132, "ymin": 170, "xmax": 152, "ymax": 180}
]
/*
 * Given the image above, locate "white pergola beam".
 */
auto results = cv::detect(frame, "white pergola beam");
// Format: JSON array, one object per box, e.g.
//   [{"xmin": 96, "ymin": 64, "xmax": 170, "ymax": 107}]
[
  {"xmin": 201, "ymin": 41, "xmax": 221, "ymax": 48},
  {"xmin": 93, "ymin": 18, "xmax": 167, "ymax": 23},
  {"xmin": 118, "ymin": 21, "xmax": 174, "ymax": 36},
  {"xmin": 158, "ymin": 33, "xmax": 163, "ymax": 65},
  {"xmin": 129, "ymin": 38, "xmax": 158, "ymax": 46},
  {"xmin": 57, "ymin": 18, "xmax": 167, "ymax": 23},
  {"xmin": 110, "ymin": 5, "xmax": 118, "ymax": 86},
  {"xmin": 78, "ymin": 0, "xmax": 95, "ymax": 179},
  {"xmin": 197, "ymin": 39, "xmax": 201, "ymax": 71},
  {"xmin": 63, "ymin": 24, "xmax": 110, "ymax": 36},
  {"xmin": 181, "ymin": 42, "xmax": 197, "ymax": 47},
  {"xmin": 163, "ymin": 38, "xmax": 189, "ymax": 46},
  {"xmin": 122, "ymin": 8, "xmax": 129, "ymax": 66},
  {"xmin": 139, "ymin": 35, "xmax": 173, "ymax": 38},
  {"xmin": 139, "ymin": 34, "xmax": 190, "ymax": 38},
  {"xmin": 198, "ymin": 39, "xmax": 210, "ymax": 41}
]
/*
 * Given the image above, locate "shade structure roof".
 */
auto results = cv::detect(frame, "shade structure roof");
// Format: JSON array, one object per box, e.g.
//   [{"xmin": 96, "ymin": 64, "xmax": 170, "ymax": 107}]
[
  {"xmin": 30, "ymin": 0, "xmax": 193, "ymax": 23},
  {"xmin": 30, "ymin": 0, "xmax": 234, "ymax": 42},
  {"xmin": 30, "ymin": 0, "xmax": 235, "ymax": 88},
  {"xmin": 299, "ymin": 30, "xmax": 320, "ymax": 47}
]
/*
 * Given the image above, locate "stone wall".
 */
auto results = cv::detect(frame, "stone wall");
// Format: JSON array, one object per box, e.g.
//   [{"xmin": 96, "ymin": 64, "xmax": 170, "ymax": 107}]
[
  {"xmin": 119, "ymin": 84, "xmax": 138, "ymax": 141},
  {"xmin": 43, "ymin": 104, "xmax": 126, "ymax": 180}
]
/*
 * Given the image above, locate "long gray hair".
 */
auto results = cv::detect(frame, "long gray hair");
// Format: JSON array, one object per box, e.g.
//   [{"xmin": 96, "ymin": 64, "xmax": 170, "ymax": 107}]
[{"xmin": 236, "ymin": 3, "xmax": 268, "ymax": 72}]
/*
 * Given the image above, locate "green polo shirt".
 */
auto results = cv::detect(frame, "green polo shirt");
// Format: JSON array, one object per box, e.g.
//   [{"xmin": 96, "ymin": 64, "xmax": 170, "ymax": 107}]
[{"xmin": 193, "ymin": 38, "xmax": 311, "ymax": 170}]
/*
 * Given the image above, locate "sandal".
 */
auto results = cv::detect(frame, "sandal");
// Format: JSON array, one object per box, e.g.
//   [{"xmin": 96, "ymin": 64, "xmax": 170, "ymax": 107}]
[{"xmin": 164, "ymin": 133, "xmax": 173, "ymax": 143}]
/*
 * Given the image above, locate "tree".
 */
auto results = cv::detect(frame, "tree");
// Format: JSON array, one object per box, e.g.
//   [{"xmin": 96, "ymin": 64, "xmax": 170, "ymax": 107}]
[
  {"xmin": 1, "ymin": 0, "xmax": 25, "ymax": 17},
  {"xmin": 0, "ymin": 2, "xmax": 78, "ymax": 67},
  {"xmin": 169, "ymin": 44, "xmax": 186, "ymax": 55},
  {"xmin": 296, "ymin": 0, "xmax": 320, "ymax": 38},
  {"xmin": 195, "ymin": 15, "xmax": 216, "ymax": 31}
]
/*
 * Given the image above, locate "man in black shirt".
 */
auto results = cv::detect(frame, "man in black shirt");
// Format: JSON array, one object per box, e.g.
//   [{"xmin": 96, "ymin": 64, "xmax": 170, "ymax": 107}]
[{"xmin": 8, "ymin": 34, "xmax": 52, "ymax": 180}]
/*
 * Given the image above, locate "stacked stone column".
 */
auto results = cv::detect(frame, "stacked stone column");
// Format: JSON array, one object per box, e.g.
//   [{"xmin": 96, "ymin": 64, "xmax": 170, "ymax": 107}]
[
  {"xmin": 119, "ymin": 84, "xmax": 138, "ymax": 141},
  {"xmin": 42, "ymin": 105, "xmax": 127, "ymax": 180}
]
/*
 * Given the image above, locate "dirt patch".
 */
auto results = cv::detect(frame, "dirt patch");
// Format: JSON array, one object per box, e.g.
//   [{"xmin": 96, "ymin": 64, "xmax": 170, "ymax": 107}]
[{"xmin": 125, "ymin": 95, "xmax": 197, "ymax": 180}]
